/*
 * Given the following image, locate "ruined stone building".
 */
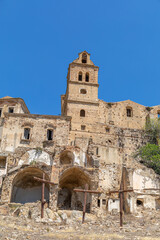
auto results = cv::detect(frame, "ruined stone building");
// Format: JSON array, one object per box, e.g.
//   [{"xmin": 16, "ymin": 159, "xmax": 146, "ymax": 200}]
[{"xmin": 0, "ymin": 51, "xmax": 160, "ymax": 214}]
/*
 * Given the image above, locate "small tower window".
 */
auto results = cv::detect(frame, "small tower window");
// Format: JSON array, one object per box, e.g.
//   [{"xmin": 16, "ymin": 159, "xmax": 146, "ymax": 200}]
[
  {"xmin": 157, "ymin": 111, "xmax": 160, "ymax": 119},
  {"xmin": 105, "ymin": 127, "xmax": 110, "ymax": 133},
  {"xmin": 80, "ymin": 89, "xmax": 87, "ymax": 94},
  {"xmin": 24, "ymin": 128, "xmax": 30, "ymax": 140},
  {"xmin": 78, "ymin": 72, "xmax": 82, "ymax": 81},
  {"xmin": 80, "ymin": 109, "xmax": 85, "ymax": 117},
  {"xmin": 85, "ymin": 73, "xmax": 89, "ymax": 82},
  {"xmin": 96, "ymin": 147, "xmax": 99, "ymax": 155},
  {"xmin": 82, "ymin": 53, "xmax": 87, "ymax": 63},
  {"xmin": 137, "ymin": 199, "xmax": 143, "ymax": 206},
  {"xmin": 81, "ymin": 125, "xmax": 86, "ymax": 130},
  {"xmin": 0, "ymin": 109, "xmax": 2, "ymax": 117},
  {"xmin": 126, "ymin": 107, "xmax": 132, "ymax": 117},
  {"xmin": 8, "ymin": 107, "xmax": 14, "ymax": 113},
  {"xmin": 47, "ymin": 129, "xmax": 53, "ymax": 141}
]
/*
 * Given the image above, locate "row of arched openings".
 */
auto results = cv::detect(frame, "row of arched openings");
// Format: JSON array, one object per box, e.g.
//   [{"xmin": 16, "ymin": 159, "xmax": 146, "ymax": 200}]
[{"xmin": 78, "ymin": 72, "xmax": 89, "ymax": 82}]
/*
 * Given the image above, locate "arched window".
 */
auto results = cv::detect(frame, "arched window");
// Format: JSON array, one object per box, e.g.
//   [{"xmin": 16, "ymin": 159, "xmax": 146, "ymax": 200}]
[
  {"xmin": 82, "ymin": 53, "xmax": 87, "ymax": 63},
  {"xmin": 80, "ymin": 109, "xmax": 85, "ymax": 117},
  {"xmin": 85, "ymin": 73, "xmax": 89, "ymax": 82},
  {"xmin": 126, "ymin": 107, "xmax": 133, "ymax": 117},
  {"xmin": 78, "ymin": 72, "xmax": 82, "ymax": 81},
  {"xmin": 80, "ymin": 89, "xmax": 87, "ymax": 94}
]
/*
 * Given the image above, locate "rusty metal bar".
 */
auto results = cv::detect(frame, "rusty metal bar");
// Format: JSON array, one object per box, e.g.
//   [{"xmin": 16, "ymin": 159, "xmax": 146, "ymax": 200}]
[
  {"xmin": 82, "ymin": 184, "xmax": 88, "ymax": 224},
  {"xmin": 73, "ymin": 189, "xmax": 101, "ymax": 194},
  {"xmin": 33, "ymin": 176, "xmax": 56, "ymax": 186},
  {"xmin": 108, "ymin": 189, "xmax": 133, "ymax": 194},
  {"xmin": 41, "ymin": 173, "xmax": 45, "ymax": 218}
]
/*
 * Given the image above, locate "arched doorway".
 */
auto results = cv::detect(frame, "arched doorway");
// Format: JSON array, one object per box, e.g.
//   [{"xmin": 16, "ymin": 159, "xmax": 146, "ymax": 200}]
[
  {"xmin": 11, "ymin": 167, "xmax": 49, "ymax": 204},
  {"xmin": 57, "ymin": 167, "xmax": 91, "ymax": 212}
]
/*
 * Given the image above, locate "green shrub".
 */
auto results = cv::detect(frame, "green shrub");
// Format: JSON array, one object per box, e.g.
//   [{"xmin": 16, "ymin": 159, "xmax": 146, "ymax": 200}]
[{"xmin": 135, "ymin": 143, "xmax": 160, "ymax": 175}]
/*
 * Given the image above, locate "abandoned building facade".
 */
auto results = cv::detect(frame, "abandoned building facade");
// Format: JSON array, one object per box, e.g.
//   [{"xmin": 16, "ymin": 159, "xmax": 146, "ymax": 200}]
[{"xmin": 0, "ymin": 51, "xmax": 160, "ymax": 214}]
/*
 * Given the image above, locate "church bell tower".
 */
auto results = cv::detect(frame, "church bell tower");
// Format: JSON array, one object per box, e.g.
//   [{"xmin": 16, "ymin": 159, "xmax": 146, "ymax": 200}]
[{"xmin": 61, "ymin": 51, "xmax": 99, "ymax": 132}]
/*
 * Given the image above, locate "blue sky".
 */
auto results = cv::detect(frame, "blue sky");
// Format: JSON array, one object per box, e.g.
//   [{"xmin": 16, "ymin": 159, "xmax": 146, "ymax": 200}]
[{"xmin": 0, "ymin": 0, "xmax": 160, "ymax": 115}]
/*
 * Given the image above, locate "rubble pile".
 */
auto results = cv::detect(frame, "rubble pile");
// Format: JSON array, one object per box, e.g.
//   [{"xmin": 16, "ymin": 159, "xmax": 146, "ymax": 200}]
[{"xmin": 0, "ymin": 203, "xmax": 160, "ymax": 240}]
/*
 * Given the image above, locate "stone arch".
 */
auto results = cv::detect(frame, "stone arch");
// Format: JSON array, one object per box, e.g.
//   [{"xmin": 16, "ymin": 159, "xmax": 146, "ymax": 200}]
[
  {"xmin": 60, "ymin": 150, "xmax": 74, "ymax": 165},
  {"xmin": 11, "ymin": 167, "xmax": 50, "ymax": 204},
  {"xmin": 57, "ymin": 167, "xmax": 92, "ymax": 212}
]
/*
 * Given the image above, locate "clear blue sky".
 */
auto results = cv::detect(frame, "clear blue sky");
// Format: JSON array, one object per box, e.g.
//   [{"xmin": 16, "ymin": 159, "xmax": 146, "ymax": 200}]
[{"xmin": 0, "ymin": 0, "xmax": 160, "ymax": 115}]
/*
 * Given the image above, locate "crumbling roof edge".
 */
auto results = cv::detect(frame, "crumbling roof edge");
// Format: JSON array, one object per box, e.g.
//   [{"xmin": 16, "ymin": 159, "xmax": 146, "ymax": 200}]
[
  {"xmin": 4, "ymin": 112, "xmax": 72, "ymax": 121},
  {"xmin": 0, "ymin": 97, "xmax": 30, "ymax": 114}
]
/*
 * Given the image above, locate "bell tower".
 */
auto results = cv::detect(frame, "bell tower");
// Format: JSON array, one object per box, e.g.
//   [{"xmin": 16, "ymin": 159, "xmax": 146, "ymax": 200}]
[{"xmin": 61, "ymin": 51, "xmax": 99, "ymax": 132}]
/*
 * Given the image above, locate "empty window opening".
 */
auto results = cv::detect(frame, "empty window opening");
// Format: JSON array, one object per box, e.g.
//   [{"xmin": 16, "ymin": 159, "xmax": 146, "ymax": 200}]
[
  {"xmin": 105, "ymin": 127, "xmax": 110, "ymax": 133},
  {"xmin": 102, "ymin": 199, "xmax": 106, "ymax": 205},
  {"xmin": 158, "ymin": 111, "xmax": 160, "ymax": 119},
  {"xmin": 8, "ymin": 107, "xmax": 14, "ymax": 113},
  {"xmin": 81, "ymin": 125, "xmax": 86, "ymax": 130},
  {"xmin": 78, "ymin": 72, "xmax": 82, "ymax": 81},
  {"xmin": 24, "ymin": 128, "xmax": 30, "ymax": 140},
  {"xmin": 0, "ymin": 109, "xmax": 2, "ymax": 117},
  {"xmin": 47, "ymin": 129, "xmax": 53, "ymax": 141},
  {"xmin": 0, "ymin": 158, "xmax": 6, "ymax": 169},
  {"xmin": 97, "ymin": 199, "xmax": 100, "ymax": 207},
  {"xmin": 85, "ymin": 73, "xmax": 89, "ymax": 82},
  {"xmin": 126, "ymin": 107, "xmax": 132, "ymax": 117},
  {"xmin": 156, "ymin": 198, "xmax": 160, "ymax": 210},
  {"xmin": 96, "ymin": 147, "xmax": 99, "ymax": 155},
  {"xmin": 80, "ymin": 109, "xmax": 85, "ymax": 117},
  {"xmin": 82, "ymin": 53, "xmax": 87, "ymax": 63},
  {"xmin": 136, "ymin": 199, "xmax": 143, "ymax": 206},
  {"xmin": 80, "ymin": 89, "xmax": 87, "ymax": 94}
]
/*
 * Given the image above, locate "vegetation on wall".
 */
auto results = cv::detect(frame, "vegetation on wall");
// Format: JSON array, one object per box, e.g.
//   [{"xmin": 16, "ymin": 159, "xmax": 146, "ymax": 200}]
[
  {"xmin": 134, "ymin": 118, "xmax": 160, "ymax": 175},
  {"xmin": 145, "ymin": 119, "xmax": 160, "ymax": 145},
  {"xmin": 135, "ymin": 143, "xmax": 160, "ymax": 175}
]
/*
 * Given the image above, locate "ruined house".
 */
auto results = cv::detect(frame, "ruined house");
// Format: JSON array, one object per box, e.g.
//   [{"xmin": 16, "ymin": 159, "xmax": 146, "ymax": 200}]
[{"xmin": 0, "ymin": 51, "xmax": 160, "ymax": 214}]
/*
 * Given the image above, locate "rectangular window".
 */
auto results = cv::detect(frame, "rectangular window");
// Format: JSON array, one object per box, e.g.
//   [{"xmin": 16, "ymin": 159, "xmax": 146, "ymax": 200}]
[
  {"xmin": 126, "ymin": 108, "xmax": 132, "ymax": 117},
  {"xmin": 0, "ymin": 158, "xmax": 6, "ymax": 169},
  {"xmin": 8, "ymin": 107, "xmax": 14, "ymax": 113},
  {"xmin": 81, "ymin": 125, "xmax": 86, "ymax": 130},
  {"xmin": 105, "ymin": 127, "xmax": 110, "ymax": 133},
  {"xmin": 47, "ymin": 129, "xmax": 53, "ymax": 141},
  {"xmin": 96, "ymin": 147, "xmax": 99, "ymax": 155},
  {"xmin": 24, "ymin": 128, "xmax": 30, "ymax": 140},
  {"xmin": 97, "ymin": 199, "xmax": 100, "ymax": 207},
  {"xmin": 0, "ymin": 109, "xmax": 2, "ymax": 117},
  {"xmin": 102, "ymin": 199, "xmax": 106, "ymax": 205},
  {"xmin": 158, "ymin": 111, "xmax": 160, "ymax": 119}
]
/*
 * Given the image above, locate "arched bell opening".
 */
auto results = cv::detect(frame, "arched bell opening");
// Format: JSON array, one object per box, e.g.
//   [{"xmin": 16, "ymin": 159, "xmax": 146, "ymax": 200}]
[
  {"xmin": 11, "ymin": 167, "xmax": 49, "ymax": 204},
  {"xmin": 57, "ymin": 167, "xmax": 91, "ymax": 212}
]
